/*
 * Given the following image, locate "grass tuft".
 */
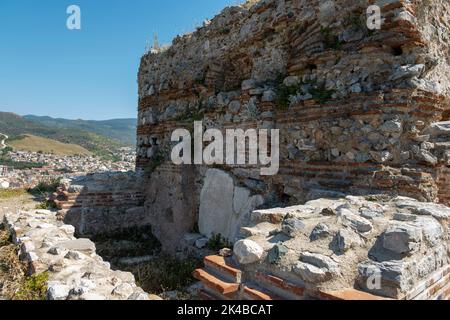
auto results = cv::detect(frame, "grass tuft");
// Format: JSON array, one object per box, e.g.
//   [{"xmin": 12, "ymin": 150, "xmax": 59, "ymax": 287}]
[{"xmin": 128, "ymin": 254, "xmax": 201, "ymax": 295}]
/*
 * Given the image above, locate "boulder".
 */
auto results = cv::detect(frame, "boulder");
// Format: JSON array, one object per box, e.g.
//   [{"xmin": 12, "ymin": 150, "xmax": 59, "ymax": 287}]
[{"xmin": 233, "ymin": 240, "xmax": 264, "ymax": 265}]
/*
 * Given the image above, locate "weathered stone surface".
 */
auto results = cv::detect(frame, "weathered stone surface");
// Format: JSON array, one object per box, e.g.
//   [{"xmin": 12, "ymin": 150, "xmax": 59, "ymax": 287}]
[
  {"xmin": 199, "ymin": 169, "xmax": 263, "ymax": 242},
  {"xmin": 300, "ymin": 252, "xmax": 340, "ymax": 275},
  {"xmin": 382, "ymin": 223, "xmax": 423, "ymax": 255},
  {"xmin": 338, "ymin": 208, "xmax": 373, "ymax": 233},
  {"xmin": 233, "ymin": 240, "xmax": 264, "ymax": 265},
  {"xmin": 59, "ymin": 239, "xmax": 96, "ymax": 254},
  {"xmin": 310, "ymin": 223, "xmax": 331, "ymax": 241},
  {"xmin": 281, "ymin": 218, "xmax": 306, "ymax": 238},
  {"xmin": 293, "ymin": 262, "xmax": 327, "ymax": 283},
  {"xmin": 2, "ymin": 208, "xmax": 156, "ymax": 301},
  {"xmin": 331, "ymin": 228, "xmax": 363, "ymax": 254},
  {"xmin": 267, "ymin": 244, "xmax": 289, "ymax": 264}
]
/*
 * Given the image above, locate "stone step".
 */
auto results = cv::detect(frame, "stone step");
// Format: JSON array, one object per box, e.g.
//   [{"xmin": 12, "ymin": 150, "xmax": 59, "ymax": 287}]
[
  {"xmin": 193, "ymin": 269, "xmax": 240, "ymax": 296},
  {"xmin": 204, "ymin": 255, "xmax": 242, "ymax": 284}
]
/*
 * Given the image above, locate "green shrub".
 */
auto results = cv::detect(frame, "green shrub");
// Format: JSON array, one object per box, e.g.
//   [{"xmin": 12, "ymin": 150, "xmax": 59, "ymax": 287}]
[
  {"xmin": 29, "ymin": 179, "xmax": 61, "ymax": 196},
  {"xmin": 130, "ymin": 255, "xmax": 201, "ymax": 294},
  {"xmin": 14, "ymin": 272, "xmax": 49, "ymax": 300}
]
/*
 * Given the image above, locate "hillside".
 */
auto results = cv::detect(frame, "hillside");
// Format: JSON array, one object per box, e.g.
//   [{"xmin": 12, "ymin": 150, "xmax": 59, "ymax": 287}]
[
  {"xmin": 0, "ymin": 112, "xmax": 124, "ymax": 159},
  {"xmin": 24, "ymin": 115, "xmax": 137, "ymax": 145},
  {"xmin": 7, "ymin": 135, "xmax": 92, "ymax": 156}
]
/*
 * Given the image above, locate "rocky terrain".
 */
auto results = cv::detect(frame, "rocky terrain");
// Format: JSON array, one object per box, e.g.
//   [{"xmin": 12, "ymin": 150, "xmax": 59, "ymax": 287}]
[{"xmin": 2, "ymin": 0, "xmax": 450, "ymax": 300}]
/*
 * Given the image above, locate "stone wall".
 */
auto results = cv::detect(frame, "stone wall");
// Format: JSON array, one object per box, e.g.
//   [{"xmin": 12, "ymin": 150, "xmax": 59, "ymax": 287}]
[
  {"xmin": 52, "ymin": 172, "xmax": 146, "ymax": 237},
  {"xmin": 136, "ymin": 0, "xmax": 450, "ymax": 251}
]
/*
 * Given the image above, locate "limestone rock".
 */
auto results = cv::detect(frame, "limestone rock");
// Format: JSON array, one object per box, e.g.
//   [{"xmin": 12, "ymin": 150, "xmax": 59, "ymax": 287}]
[
  {"xmin": 293, "ymin": 262, "xmax": 327, "ymax": 283},
  {"xmin": 233, "ymin": 240, "xmax": 264, "ymax": 265},
  {"xmin": 47, "ymin": 283, "xmax": 71, "ymax": 301},
  {"xmin": 338, "ymin": 208, "xmax": 373, "ymax": 233}
]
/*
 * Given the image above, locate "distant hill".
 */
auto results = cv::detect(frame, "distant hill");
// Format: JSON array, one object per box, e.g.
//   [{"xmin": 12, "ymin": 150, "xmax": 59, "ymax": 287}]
[
  {"xmin": 8, "ymin": 134, "xmax": 92, "ymax": 156},
  {"xmin": 0, "ymin": 112, "xmax": 126, "ymax": 159},
  {"xmin": 24, "ymin": 115, "xmax": 137, "ymax": 145}
]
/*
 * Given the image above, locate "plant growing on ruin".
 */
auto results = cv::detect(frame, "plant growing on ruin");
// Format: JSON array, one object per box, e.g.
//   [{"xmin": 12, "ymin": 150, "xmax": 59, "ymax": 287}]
[
  {"xmin": 144, "ymin": 148, "xmax": 169, "ymax": 174},
  {"xmin": 310, "ymin": 82, "xmax": 336, "ymax": 104},
  {"xmin": 320, "ymin": 26, "xmax": 343, "ymax": 50},
  {"xmin": 28, "ymin": 178, "xmax": 61, "ymax": 197},
  {"xmin": 207, "ymin": 233, "xmax": 232, "ymax": 251},
  {"xmin": 130, "ymin": 254, "xmax": 201, "ymax": 295},
  {"xmin": 14, "ymin": 272, "xmax": 49, "ymax": 300},
  {"xmin": 35, "ymin": 200, "xmax": 57, "ymax": 210}
]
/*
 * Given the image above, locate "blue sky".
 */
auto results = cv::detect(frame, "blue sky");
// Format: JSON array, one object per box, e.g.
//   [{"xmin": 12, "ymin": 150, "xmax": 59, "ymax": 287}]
[{"xmin": 0, "ymin": 0, "xmax": 242, "ymax": 120}]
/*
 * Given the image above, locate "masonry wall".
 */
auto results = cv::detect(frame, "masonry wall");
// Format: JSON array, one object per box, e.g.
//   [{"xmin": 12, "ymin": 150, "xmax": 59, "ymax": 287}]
[{"xmin": 137, "ymin": 0, "xmax": 450, "ymax": 251}]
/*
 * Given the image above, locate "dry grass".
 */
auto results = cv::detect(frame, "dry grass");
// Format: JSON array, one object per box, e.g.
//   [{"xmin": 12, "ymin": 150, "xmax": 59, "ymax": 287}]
[
  {"xmin": 9, "ymin": 134, "xmax": 92, "ymax": 156},
  {"xmin": 0, "ymin": 226, "xmax": 48, "ymax": 300},
  {"xmin": 0, "ymin": 228, "xmax": 26, "ymax": 299},
  {"xmin": 0, "ymin": 189, "xmax": 28, "ymax": 200},
  {"xmin": 125, "ymin": 254, "xmax": 201, "ymax": 296}
]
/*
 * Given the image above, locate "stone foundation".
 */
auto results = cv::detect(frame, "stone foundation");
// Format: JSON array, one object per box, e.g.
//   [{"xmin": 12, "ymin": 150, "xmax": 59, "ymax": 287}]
[{"xmin": 193, "ymin": 195, "xmax": 450, "ymax": 300}]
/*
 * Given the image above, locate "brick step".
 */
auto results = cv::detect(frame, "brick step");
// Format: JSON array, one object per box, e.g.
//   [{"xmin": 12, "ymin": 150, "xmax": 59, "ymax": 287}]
[
  {"xmin": 204, "ymin": 255, "xmax": 242, "ymax": 284},
  {"xmin": 317, "ymin": 289, "xmax": 389, "ymax": 301},
  {"xmin": 242, "ymin": 285, "xmax": 281, "ymax": 301},
  {"xmin": 193, "ymin": 269, "xmax": 239, "ymax": 297},
  {"xmin": 255, "ymin": 272, "xmax": 306, "ymax": 300}
]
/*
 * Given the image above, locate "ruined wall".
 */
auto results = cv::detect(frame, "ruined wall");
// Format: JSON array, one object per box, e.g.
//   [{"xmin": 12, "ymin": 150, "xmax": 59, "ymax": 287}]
[
  {"xmin": 137, "ymin": 0, "xmax": 450, "ymax": 251},
  {"xmin": 53, "ymin": 173, "xmax": 146, "ymax": 237}
]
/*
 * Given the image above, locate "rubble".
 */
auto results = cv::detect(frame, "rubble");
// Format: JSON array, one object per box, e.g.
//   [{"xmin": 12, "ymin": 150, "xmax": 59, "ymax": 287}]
[{"xmin": 1, "ymin": 208, "xmax": 158, "ymax": 300}]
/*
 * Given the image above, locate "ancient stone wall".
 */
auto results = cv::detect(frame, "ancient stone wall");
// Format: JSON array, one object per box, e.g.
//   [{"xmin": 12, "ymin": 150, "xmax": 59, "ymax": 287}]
[
  {"xmin": 137, "ymin": 0, "xmax": 450, "ymax": 252},
  {"xmin": 52, "ymin": 172, "xmax": 146, "ymax": 237}
]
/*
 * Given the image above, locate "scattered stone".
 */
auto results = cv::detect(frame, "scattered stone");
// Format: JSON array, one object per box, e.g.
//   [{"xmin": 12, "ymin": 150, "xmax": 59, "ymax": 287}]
[
  {"xmin": 47, "ymin": 283, "xmax": 71, "ymax": 301},
  {"xmin": 300, "ymin": 252, "xmax": 340, "ymax": 275},
  {"xmin": 281, "ymin": 218, "xmax": 306, "ymax": 237},
  {"xmin": 310, "ymin": 223, "xmax": 331, "ymax": 241},
  {"xmin": 338, "ymin": 208, "xmax": 373, "ymax": 233},
  {"xmin": 321, "ymin": 208, "xmax": 337, "ymax": 216},
  {"xmin": 331, "ymin": 228, "xmax": 363, "ymax": 253},
  {"xmin": 65, "ymin": 250, "xmax": 83, "ymax": 260},
  {"xmin": 219, "ymin": 248, "xmax": 233, "ymax": 257},
  {"xmin": 293, "ymin": 262, "xmax": 327, "ymax": 283},
  {"xmin": 233, "ymin": 240, "xmax": 264, "ymax": 265},
  {"xmin": 393, "ymin": 212, "xmax": 417, "ymax": 222}
]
